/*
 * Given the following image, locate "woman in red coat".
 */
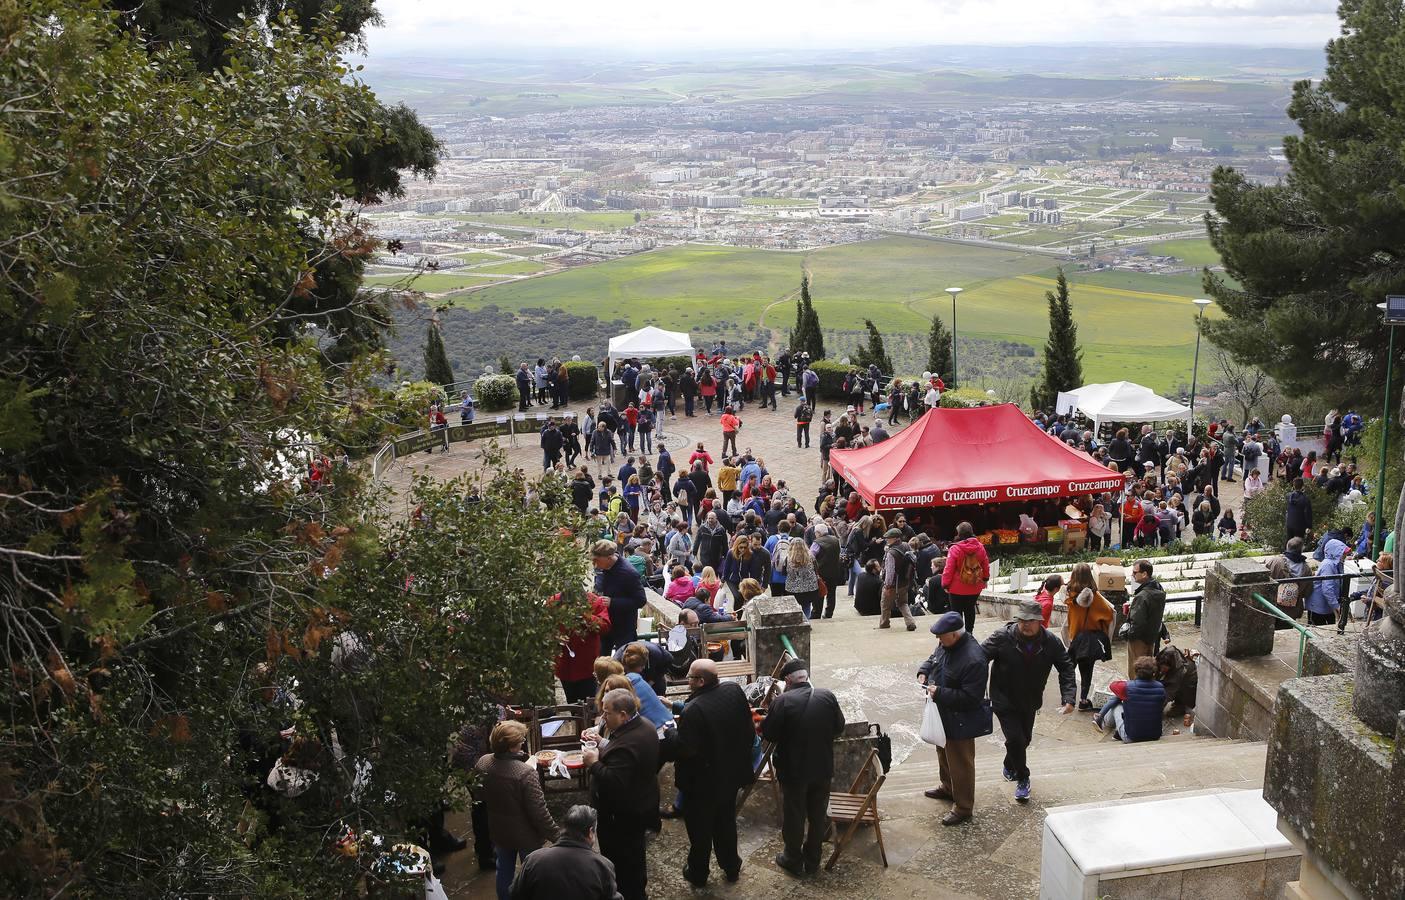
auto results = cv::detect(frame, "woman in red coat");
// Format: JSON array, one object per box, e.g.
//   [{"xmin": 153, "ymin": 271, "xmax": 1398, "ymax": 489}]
[{"xmin": 554, "ymin": 591, "xmax": 611, "ymax": 703}]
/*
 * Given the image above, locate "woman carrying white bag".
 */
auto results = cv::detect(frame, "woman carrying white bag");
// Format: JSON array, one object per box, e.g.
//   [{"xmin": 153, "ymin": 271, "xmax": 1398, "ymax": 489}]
[{"xmin": 915, "ymin": 611, "xmax": 992, "ymax": 827}]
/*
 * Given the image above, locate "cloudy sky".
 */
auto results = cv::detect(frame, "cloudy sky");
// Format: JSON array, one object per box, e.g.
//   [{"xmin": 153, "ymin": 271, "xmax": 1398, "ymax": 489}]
[{"xmin": 367, "ymin": 0, "xmax": 1341, "ymax": 56}]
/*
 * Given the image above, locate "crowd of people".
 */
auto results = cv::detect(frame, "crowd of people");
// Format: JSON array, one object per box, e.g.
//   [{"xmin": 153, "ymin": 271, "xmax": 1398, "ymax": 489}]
[{"xmin": 396, "ymin": 349, "xmax": 1396, "ymax": 898}]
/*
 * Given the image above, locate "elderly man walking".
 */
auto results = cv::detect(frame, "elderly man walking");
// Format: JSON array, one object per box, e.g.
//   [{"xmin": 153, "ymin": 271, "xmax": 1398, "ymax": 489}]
[
  {"xmin": 879, "ymin": 528, "xmax": 917, "ymax": 631},
  {"xmin": 982, "ymin": 598, "xmax": 1076, "ymax": 803},
  {"xmin": 675, "ymin": 659, "xmax": 756, "ymax": 886},
  {"xmin": 916, "ymin": 611, "xmax": 991, "ymax": 826},
  {"xmin": 761, "ymin": 658, "xmax": 846, "ymax": 877},
  {"xmin": 583, "ymin": 688, "xmax": 659, "ymax": 900},
  {"xmin": 510, "ymin": 805, "xmax": 622, "ymax": 900}
]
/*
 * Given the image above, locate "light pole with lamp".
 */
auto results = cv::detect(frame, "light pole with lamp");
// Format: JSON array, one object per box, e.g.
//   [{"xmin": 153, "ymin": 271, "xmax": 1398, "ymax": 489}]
[
  {"xmin": 1188, "ymin": 298, "xmax": 1213, "ymax": 438},
  {"xmin": 945, "ymin": 286, "xmax": 963, "ymax": 389},
  {"xmin": 1372, "ymin": 299, "xmax": 1402, "ymax": 556}
]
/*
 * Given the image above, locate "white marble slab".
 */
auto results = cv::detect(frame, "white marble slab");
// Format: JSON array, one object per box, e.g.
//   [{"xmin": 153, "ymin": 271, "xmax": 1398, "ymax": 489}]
[{"xmin": 1042, "ymin": 789, "xmax": 1293, "ymax": 884}]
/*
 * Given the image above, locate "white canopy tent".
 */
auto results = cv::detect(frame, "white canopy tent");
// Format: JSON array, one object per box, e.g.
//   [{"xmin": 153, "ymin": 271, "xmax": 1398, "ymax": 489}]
[
  {"xmin": 606, "ymin": 325, "xmax": 694, "ymax": 369},
  {"xmin": 1067, "ymin": 381, "xmax": 1191, "ymax": 430}
]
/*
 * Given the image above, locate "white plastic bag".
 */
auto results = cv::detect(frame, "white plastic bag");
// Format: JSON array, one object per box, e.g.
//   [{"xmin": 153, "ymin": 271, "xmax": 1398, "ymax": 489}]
[{"xmin": 919, "ymin": 696, "xmax": 947, "ymax": 748}]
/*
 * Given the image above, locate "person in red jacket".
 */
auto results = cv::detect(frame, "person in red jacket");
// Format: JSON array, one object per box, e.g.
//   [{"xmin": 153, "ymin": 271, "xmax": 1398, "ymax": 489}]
[
  {"xmin": 1033, "ymin": 574, "xmax": 1062, "ymax": 627},
  {"xmin": 555, "ymin": 591, "xmax": 611, "ymax": 703},
  {"xmin": 941, "ymin": 521, "xmax": 990, "ymax": 633}
]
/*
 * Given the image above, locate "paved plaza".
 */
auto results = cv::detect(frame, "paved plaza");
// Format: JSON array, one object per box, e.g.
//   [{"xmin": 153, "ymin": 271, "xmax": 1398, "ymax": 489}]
[{"xmin": 378, "ymin": 393, "xmax": 1258, "ymax": 899}]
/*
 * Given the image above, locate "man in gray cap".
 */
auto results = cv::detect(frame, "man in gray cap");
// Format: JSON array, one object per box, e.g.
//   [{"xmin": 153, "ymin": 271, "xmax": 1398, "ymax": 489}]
[
  {"xmin": 761, "ymin": 657, "xmax": 846, "ymax": 877},
  {"xmin": 879, "ymin": 527, "xmax": 917, "ymax": 631},
  {"xmin": 981, "ymin": 598, "xmax": 1076, "ymax": 803},
  {"xmin": 916, "ymin": 611, "xmax": 990, "ymax": 825}
]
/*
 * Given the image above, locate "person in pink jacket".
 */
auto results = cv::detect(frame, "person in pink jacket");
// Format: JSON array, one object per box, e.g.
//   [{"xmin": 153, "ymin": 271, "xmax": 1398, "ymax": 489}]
[{"xmin": 941, "ymin": 521, "xmax": 990, "ymax": 633}]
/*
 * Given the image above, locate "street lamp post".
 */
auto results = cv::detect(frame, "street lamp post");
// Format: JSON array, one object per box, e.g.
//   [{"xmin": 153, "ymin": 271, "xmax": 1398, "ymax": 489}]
[
  {"xmin": 945, "ymin": 286, "xmax": 963, "ymax": 389},
  {"xmin": 1374, "ymin": 302, "xmax": 1396, "ymax": 556},
  {"xmin": 1188, "ymin": 298, "xmax": 1213, "ymax": 436}
]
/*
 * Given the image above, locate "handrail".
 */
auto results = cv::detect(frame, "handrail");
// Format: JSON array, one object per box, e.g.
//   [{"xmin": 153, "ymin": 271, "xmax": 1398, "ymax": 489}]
[
  {"xmin": 1250, "ymin": 592, "xmax": 1314, "ymax": 677},
  {"xmin": 779, "ymin": 634, "xmax": 798, "ymax": 659}
]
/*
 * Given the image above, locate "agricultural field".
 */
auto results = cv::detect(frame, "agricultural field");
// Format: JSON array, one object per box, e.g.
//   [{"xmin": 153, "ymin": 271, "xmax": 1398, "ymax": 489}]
[
  {"xmin": 363, "ymin": 272, "xmax": 508, "ymax": 292},
  {"xmin": 458, "ymin": 236, "xmax": 1212, "ymax": 390},
  {"xmin": 1145, "ymin": 238, "xmax": 1224, "ymax": 268},
  {"xmin": 451, "ymin": 211, "xmax": 649, "ymax": 232},
  {"xmin": 443, "ymin": 251, "xmax": 505, "ymax": 265},
  {"xmin": 471, "ymin": 258, "xmax": 553, "ymax": 276}
]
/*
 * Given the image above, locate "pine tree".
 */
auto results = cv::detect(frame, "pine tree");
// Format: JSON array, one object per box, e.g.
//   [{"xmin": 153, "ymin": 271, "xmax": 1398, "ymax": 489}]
[
  {"xmin": 927, "ymin": 313, "xmax": 953, "ymax": 377},
  {"xmin": 854, "ymin": 319, "xmax": 893, "ymax": 375},
  {"xmin": 1029, "ymin": 269, "xmax": 1084, "ymax": 411},
  {"xmin": 790, "ymin": 272, "xmax": 825, "ymax": 359},
  {"xmin": 423, "ymin": 319, "xmax": 455, "ymax": 388},
  {"xmin": 499, "ymin": 355, "xmax": 514, "ymax": 375},
  {"xmin": 1202, "ymin": 0, "xmax": 1405, "ymax": 405}
]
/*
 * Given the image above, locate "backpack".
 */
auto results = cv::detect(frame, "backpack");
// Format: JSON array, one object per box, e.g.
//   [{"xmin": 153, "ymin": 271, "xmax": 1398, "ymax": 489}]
[
  {"xmin": 956, "ymin": 548, "xmax": 984, "ymax": 588},
  {"xmin": 1276, "ymin": 559, "xmax": 1306, "ymax": 607},
  {"xmin": 889, "ymin": 546, "xmax": 915, "ymax": 585}
]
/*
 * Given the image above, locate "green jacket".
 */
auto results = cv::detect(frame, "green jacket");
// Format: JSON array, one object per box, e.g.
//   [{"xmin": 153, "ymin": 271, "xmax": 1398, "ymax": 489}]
[{"xmin": 1128, "ymin": 579, "xmax": 1167, "ymax": 644}]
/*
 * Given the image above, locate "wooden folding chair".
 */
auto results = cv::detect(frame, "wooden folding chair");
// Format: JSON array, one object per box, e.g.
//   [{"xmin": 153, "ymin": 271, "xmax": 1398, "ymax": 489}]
[
  {"xmin": 527, "ymin": 704, "xmax": 590, "ymax": 793},
  {"xmin": 736, "ymin": 739, "xmax": 783, "ymax": 817},
  {"xmin": 824, "ymin": 747, "xmax": 887, "ymax": 871}
]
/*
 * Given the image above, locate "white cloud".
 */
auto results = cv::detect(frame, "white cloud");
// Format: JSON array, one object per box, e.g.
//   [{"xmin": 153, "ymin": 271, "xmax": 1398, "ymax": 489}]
[{"xmin": 366, "ymin": 0, "xmax": 1339, "ymax": 55}]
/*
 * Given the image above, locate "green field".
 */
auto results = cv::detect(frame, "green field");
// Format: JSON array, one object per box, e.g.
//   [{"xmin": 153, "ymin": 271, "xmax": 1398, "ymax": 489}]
[
  {"xmin": 1146, "ymin": 238, "xmax": 1223, "ymax": 268},
  {"xmin": 451, "ymin": 212, "xmax": 648, "ymax": 232},
  {"xmin": 363, "ymin": 272, "xmax": 507, "ymax": 292},
  {"xmin": 500, "ymin": 245, "xmax": 557, "ymax": 257},
  {"xmin": 456, "ymin": 236, "xmax": 1213, "ymax": 390},
  {"xmin": 473, "ymin": 259, "xmax": 552, "ymax": 276},
  {"xmin": 444, "ymin": 251, "xmax": 504, "ymax": 265}
]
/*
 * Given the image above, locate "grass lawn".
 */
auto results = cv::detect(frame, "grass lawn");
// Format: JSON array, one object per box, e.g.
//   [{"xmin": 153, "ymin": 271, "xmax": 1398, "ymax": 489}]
[
  {"xmin": 363, "ymin": 272, "xmax": 509, "ymax": 293},
  {"xmin": 1145, "ymin": 237, "xmax": 1222, "ymax": 268},
  {"xmin": 472, "ymin": 259, "xmax": 553, "ymax": 276},
  {"xmin": 456, "ymin": 236, "xmax": 1212, "ymax": 390},
  {"xmin": 451, "ymin": 212, "xmax": 648, "ymax": 232},
  {"xmin": 500, "ymin": 245, "xmax": 558, "ymax": 257},
  {"xmin": 443, "ymin": 251, "xmax": 504, "ymax": 265}
]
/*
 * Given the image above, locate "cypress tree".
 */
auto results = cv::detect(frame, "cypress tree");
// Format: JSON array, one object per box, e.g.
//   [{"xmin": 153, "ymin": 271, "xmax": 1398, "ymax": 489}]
[
  {"xmin": 1029, "ymin": 268, "xmax": 1084, "ymax": 411},
  {"xmin": 423, "ymin": 319, "xmax": 455, "ymax": 387},
  {"xmin": 854, "ymin": 319, "xmax": 893, "ymax": 375},
  {"xmin": 927, "ymin": 312, "xmax": 953, "ymax": 377},
  {"xmin": 798, "ymin": 273, "xmax": 826, "ymax": 359}
]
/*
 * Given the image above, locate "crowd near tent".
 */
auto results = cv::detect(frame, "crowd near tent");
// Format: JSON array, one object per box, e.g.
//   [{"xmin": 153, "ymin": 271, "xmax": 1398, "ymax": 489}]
[
  {"xmin": 829, "ymin": 404, "xmax": 1125, "ymax": 511},
  {"xmin": 1060, "ymin": 381, "xmax": 1190, "ymax": 431},
  {"xmin": 606, "ymin": 326, "xmax": 693, "ymax": 369}
]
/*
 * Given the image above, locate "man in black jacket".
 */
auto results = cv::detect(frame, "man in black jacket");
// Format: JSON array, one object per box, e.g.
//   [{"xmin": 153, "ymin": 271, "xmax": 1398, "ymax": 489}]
[
  {"xmin": 1124, "ymin": 560, "xmax": 1166, "ymax": 677},
  {"xmin": 981, "ymin": 599, "xmax": 1075, "ymax": 804},
  {"xmin": 760, "ymin": 657, "xmax": 846, "ymax": 877},
  {"xmin": 592, "ymin": 541, "xmax": 648, "ymax": 656},
  {"xmin": 584, "ymin": 689, "xmax": 659, "ymax": 900},
  {"xmin": 694, "ymin": 511, "xmax": 729, "ymax": 574},
  {"xmin": 540, "ymin": 421, "xmax": 564, "ymax": 471},
  {"xmin": 811, "ymin": 522, "xmax": 843, "ymax": 618},
  {"xmin": 917, "ymin": 612, "xmax": 990, "ymax": 825},
  {"xmin": 675, "ymin": 660, "xmax": 755, "ymax": 886},
  {"xmin": 510, "ymin": 805, "xmax": 622, "ymax": 900}
]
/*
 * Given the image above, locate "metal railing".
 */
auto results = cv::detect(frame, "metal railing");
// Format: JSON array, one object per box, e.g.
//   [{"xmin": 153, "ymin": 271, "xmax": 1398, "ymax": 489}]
[{"xmin": 1249, "ymin": 592, "xmax": 1315, "ymax": 676}]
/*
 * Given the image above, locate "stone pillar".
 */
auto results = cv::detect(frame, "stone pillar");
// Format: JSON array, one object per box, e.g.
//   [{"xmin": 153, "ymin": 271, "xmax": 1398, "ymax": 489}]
[
  {"xmin": 1201, "ymin": 558, "xmax": 1274, "ymax": 659},
  {"xmin": 1351, "ymin": 588, "xmax": 1405, "ymax": 735},
  {"xmin": 1195, "ymin": 558, "xmax": 1274, "ymax": 738},
  {"xmin": 746, "ymin": 595, "xmax": 810, "ymax": 679}
]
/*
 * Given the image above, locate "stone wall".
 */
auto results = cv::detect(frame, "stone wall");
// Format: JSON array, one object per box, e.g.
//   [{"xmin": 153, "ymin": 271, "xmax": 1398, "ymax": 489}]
[{"xmin": 1265, "ymin": 675, "xmax": 1405, "ymax": 900}]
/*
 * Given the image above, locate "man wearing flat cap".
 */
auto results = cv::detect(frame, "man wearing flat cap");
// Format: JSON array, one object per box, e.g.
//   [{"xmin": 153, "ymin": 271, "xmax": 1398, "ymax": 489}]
[
  {"xmin": 981, "ymin": 598, "xmax": 1076, "ymax": 804},
  {"xmin": 916, "ymin": 611, "xmax": 990, "ymax": 825},
  {"xmin": 761, "ymin": 657, "xmax": 845, "ymax": 877}
]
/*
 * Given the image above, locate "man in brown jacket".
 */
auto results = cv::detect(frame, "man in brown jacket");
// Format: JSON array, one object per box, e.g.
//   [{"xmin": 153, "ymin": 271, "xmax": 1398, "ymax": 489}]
[{"xmin": 583, "ymin": 688, "xmax": 659, "ymax": 900}]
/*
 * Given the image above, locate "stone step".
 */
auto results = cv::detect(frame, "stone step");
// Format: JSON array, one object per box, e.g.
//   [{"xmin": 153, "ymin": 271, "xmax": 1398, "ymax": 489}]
[{"xmin": 882, "ymin": 737, "xmax": 1260, "ymax": 793}]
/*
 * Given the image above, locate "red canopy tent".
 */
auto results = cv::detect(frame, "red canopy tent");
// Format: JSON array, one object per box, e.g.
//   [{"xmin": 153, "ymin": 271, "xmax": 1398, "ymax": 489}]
[{"xmin": 830, "ymin": 404, "xmax": 1125, "ymax": 511}]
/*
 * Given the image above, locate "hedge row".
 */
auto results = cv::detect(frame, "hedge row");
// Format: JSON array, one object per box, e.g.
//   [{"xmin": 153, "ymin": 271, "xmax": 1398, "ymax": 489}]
[
  {"xmin": 563, "ymin": 361, "xmax": 598, "ymax": 400},
  {"xmin": 473, "ymin": 374, "xmax": 518, "ymax": 411}
]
